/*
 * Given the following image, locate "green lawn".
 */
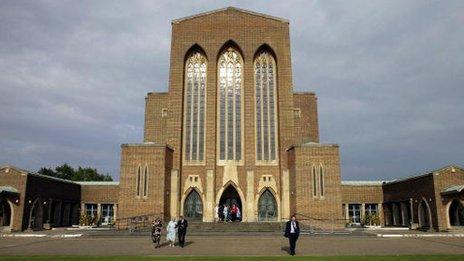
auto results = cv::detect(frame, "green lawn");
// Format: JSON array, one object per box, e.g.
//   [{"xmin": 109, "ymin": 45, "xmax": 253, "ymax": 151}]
[{"xmin": 0, "ymin": 256, "xmax": 463, "ymax": 261}]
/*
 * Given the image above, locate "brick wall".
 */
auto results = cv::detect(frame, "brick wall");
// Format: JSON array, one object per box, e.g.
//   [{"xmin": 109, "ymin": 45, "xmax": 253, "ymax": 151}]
[
  {"xmin": 288, "ymin": 144, "xmax": 343, "ymax": 228},
  {"xmin": 117, "ymin": 143, "xmax": 173, "ymax": 227},
  {"xmin": 293, "ymin": 92, "xmax": 319, "ymax": 144}
]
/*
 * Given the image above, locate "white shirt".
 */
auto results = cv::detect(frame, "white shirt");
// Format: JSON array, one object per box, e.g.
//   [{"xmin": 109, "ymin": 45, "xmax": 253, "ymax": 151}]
[{"xmin": 290, "ymin": 221, "xmax": 296, "ymax": 233}]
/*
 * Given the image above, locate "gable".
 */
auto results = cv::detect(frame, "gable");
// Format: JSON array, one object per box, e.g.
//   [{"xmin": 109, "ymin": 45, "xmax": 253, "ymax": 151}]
[{"xmin": 172, "ymin": 7, "xmax": 289, "ymax": 25}]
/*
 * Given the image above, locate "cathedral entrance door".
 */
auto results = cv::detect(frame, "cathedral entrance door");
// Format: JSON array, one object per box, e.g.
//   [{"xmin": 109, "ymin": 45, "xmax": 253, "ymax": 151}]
[{"xmin": 219, "ymin": 185, "xmax": 242, "ymax": 222}]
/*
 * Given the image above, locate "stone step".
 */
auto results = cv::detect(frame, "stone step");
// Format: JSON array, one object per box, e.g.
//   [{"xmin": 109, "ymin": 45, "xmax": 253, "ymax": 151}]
[{"xmin": 187, "ymin": 222, "xmax": 284, "ymax": 232}]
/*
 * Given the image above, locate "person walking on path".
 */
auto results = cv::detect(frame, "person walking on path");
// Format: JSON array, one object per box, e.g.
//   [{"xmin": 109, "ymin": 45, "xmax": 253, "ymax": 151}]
[
  {"xmin": 151, "ymin": 218, "xmax": 163, "ymax": 248},
  {"xmin": 284, "ymin": 215, "xmax": 300, "ymax": 256},
  {"xmin": 166, "ymin": 218, "xmax": 177, "ymax": 247},
  {"xmin": 176, "ymin": 216, "xmax": 188, "ymax": 248}
]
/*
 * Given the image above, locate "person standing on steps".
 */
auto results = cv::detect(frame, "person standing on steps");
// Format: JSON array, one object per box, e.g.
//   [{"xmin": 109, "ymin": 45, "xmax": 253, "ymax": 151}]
[
  {"xmin": 176, "ymin": 216, "xmax": 188, "ymax": 248},
  {"xmin": 223, "ymin": 204, "xmax": 229, "ymax": 222},
  {"xmin": 230, "ymin": 203, "xmax": 238, "ymax": 222},
  {"xmin": 284, "ymin": 214, "xmax": 300, "ymax": 256},
  {"xmin": 214, "ymin": 204, "xmax": 219, "ymax": 223}
]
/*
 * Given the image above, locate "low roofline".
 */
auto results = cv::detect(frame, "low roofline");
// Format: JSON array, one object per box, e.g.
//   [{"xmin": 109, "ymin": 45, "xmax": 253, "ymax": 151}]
[
  {"xmin": 76, "ymin": 181, "xmax": 119, "ymax": 186},
  {"xmin": 172, "ymin": 7, "xmax": 289, "ymax": 24},
  {"xmin": 28, "ymin": 172, "xmax": 78, "ymax": 185},
  {"xmin": 0, "ymin": 165, "xmax": 30, "ymax": 174},
  {"xmin": 121, "ymin": 142, "xmax": 174, "ymax": 151},
  {"xmin": 384, "ymin": 165, "xmax": 462, "ymax": 186},
  {"xmin": 1, "ymin": 165, "xmax": 77, "ymax": 184},
  {"xmin": 287, "ymin": 142, "xmax": 339, "ymax": 151},
  {"xmin": 341, "ymin": 181, "xmax": 385, "ymax": 186},
  {"xmin": 1, "ymin": 164, "xmax": 117, "ymax": 186},
  {"xmin": 293, "ymin": 91, "xmax": 316, "ymax": 96},
  {"xmin": 147, "ymin": 92, "xmax": 168, "ymax": 96}
]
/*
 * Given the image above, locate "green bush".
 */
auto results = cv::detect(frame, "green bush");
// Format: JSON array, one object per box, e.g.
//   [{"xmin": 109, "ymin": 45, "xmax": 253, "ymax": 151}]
[{"xmin": 363, "ymin": 212, "xmax": 380, "ymax": 226}]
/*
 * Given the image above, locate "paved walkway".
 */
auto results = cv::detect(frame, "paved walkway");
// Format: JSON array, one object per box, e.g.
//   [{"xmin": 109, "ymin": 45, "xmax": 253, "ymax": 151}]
[{"xmin": 1, "ymin": 234, "xmax": 464, "ymax": 256}]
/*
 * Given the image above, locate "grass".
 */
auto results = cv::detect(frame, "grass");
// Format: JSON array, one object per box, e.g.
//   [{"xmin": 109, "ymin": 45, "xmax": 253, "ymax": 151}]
[{"xmin": 0, "ymin": 256, "xmax": 463, "ymax": 261}]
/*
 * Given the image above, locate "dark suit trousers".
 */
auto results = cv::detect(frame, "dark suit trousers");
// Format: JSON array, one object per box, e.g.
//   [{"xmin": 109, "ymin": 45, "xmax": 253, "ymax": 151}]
[
  {"xmin": 178, "ymin": 229, "xmax": 186, "ymax": 247},
  {"xmin": 288, "ymin": 234, "xmax": 298, "ymax": 255}
]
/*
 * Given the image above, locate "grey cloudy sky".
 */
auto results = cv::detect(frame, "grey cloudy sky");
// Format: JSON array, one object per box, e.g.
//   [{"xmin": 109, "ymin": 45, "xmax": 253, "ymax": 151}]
[{"xmin": 1, "ymin": 0, "xmax": 463, "ymax": 181}]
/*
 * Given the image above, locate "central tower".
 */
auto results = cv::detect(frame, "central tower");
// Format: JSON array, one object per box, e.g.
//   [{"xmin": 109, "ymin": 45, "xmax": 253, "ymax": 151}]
[{"xmin": 118, "ymin": 7, "xmax": 342, "ymax": 227}]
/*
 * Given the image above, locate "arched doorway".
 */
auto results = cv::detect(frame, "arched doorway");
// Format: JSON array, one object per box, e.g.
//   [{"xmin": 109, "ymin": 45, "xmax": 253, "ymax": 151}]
[
  {"xmin": 418, "ymin": 199, "xmax": 430, "ymax": 228},
  {"xmin": 258, "ymin": 189, "xmax": 278, "ymax": 221},
  {"xmin": 184, "ymin": 190, "xmax": 203, "ymax": 220},
  {"xmin": 29, "ymin": 199, "xmax": 44, "ymax": 230},
  {"xmin": 0, "ymin": 198, "xmax": 12, "ymax": 227},
  {"xmin": 449, "ymin": 200, "xmax": 464, "ymax": 227},
  {"xmin": 219, "ymin": 185, "xmax": 242, "ymax": 221}
]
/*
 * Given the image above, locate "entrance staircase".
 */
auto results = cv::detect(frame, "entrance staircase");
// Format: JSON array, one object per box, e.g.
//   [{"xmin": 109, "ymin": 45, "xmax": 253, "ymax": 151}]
[{"xmin": 188, "ymin": 221, "xmax": 283, "ymax": 233}]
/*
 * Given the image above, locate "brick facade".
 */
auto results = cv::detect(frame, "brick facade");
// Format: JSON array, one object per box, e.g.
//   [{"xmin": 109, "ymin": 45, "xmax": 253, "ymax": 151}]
[{"xmin": 1, "ymin": 7, "xmax": 462, "ymax": 232}]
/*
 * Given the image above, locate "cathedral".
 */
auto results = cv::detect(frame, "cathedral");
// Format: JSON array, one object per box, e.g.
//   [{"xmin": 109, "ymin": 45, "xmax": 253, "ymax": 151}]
[
  {"xmin": 116, "ymin": 7, "xmax": 343, "ymax": 225},
  {"xmin": 1, "ymin": 8, "xmax": 463, "ymax": 232}
]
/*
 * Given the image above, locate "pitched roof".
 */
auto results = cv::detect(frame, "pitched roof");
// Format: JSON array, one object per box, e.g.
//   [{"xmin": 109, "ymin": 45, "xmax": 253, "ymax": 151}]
[
  {"xmin": 441, "ymin": 184, "xmax": 464, "ymax": 195},
  {"xmin": 172, "ymin": 7, "xmax": 289, "ymax": 24},
  {"xmin": 0, "ymin": 186, "xmax": 19, "ymax": 194},
  {"xmin": 341, "ymin": 181, "xmax": 385, "ymax": 186},
  {"xmin": 76, "ymin": 181, "xmax": 119, "ymax": 186},
  {"xmin": 384, "ymin": 165, "xmax": 463, "ymax": 185}
]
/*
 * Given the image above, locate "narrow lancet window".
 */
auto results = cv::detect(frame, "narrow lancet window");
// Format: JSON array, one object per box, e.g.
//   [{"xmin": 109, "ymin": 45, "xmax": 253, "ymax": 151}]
[
  {"xmin": 255, "ymin": 51, "xmax": 277, "ymax": 162},
  {"xmin": 218, "ymin": 47, "xmax": 243, "ymax": 161},
  {"xmin": 184, "ymin": 52, "xmax": 207, "ymax": 162}
]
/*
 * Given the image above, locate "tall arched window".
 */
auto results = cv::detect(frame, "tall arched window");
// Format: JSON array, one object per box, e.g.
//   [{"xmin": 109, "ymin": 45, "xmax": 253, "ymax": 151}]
[
  {"xmin": 184, "ymin": 190, "xmax": 203, "ymax": 220},
  {"xmin": 319, "ymin": 164, "xmax": 325, "ymax": 197},
  {"xmin": 258, "ymin": 189, "xmax": 278, "ymax": 221},
  {"xmin": 184, "ymin": 51, "xmax": 207, "ymax": 162},
  {"xmin": 218, "ymin": 47, "xmax": 243, "ymax": 162},
  {"xmin": 136, "ymin": 166, "xmax": 141, "ymax": 197},
  {"xmin": 312, "ymin": 165, "xmax": 317, "ymax": 197},
  {"xmin": 255, "ymin": 50, "xmax": 278, "ymax": 162},
  {"xmin": 143, "ymin": 165, "xmax": 148, "ymax": 197}
]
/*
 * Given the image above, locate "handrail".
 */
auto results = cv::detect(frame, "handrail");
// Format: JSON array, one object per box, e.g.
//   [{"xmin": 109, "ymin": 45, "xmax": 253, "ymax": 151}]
[{"xmin": 116, "ymin": 212, "xmax": 164, "ymax": 232}]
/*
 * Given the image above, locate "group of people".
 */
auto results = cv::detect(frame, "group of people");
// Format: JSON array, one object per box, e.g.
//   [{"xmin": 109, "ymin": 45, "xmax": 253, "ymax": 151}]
[
  {"xmin": 151, "ymin": 213, "xmax": 301, "ymax": 256},
  {"xmin": 214, "ymin": 203, "xmax": 241, "ymax": 222},
  {"xmin": 151, "ymin": 216, "xmax": 188, "ymax": 248}
]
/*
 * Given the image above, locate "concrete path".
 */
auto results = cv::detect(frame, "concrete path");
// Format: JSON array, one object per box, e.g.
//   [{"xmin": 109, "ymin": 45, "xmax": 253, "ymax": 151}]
[{"xmin": 1, "ymin": 234, "xmax": 464, "ymax": 256}]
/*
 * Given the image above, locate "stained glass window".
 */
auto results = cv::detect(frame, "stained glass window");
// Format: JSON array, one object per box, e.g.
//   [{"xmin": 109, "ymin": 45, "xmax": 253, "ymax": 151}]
[
  {"xmin": 184, "ymin": 52, "xmax": 207, "ymax": 162},
  {"xmin": 218, "ymin": 48, "xmax": 243, "ymax": 161},
  {"xmin": 255, "ymin": 51, "xmax": 277, "ymax": 162},
  {"xmin": 184, "ymin": 190, "xmax": 203, "ymax": 220},
  {"xmin": 258, "ymin": 189, "xmax": 278, "ymax": 221}
]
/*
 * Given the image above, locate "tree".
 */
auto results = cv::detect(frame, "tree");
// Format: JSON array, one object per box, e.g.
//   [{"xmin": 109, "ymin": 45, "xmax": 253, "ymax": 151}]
[{"xmin": 37, "ymin": 164, "xmax": 113, "ymax": 181}]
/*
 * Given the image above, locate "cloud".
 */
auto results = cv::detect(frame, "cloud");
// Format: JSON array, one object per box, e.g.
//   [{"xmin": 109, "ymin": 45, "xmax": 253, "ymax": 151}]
[{"xmin": 0, "ymin": 0, "xmax": 463, "ymax": 180}]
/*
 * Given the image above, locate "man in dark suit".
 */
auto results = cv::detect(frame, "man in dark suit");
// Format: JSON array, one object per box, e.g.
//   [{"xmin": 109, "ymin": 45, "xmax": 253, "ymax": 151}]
[
  {"xmin": 284, "ymin": 215, "xmax": 300, "ymax": 256},
  {"xmin": 176, "ymin": 216, "xmax": 188, "ymax": 248}
]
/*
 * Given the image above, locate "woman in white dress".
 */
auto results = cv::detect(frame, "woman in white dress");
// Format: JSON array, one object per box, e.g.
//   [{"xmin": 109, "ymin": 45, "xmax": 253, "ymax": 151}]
[{"xmin": 166, "ymin": 218, "xmax": 177, "ymax": 247}]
